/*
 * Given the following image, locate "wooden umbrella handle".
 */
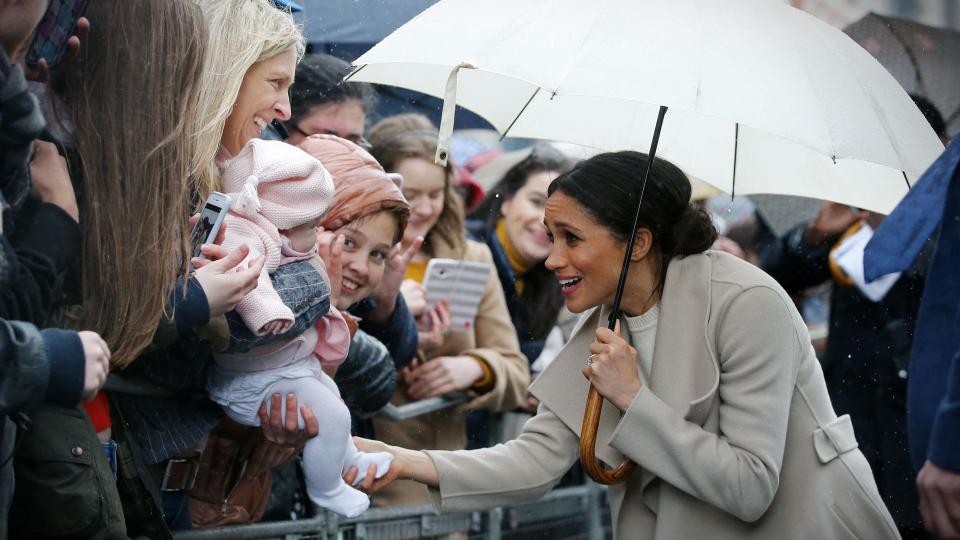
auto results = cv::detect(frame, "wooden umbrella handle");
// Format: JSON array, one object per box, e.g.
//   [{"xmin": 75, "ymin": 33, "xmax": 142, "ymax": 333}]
[{"xmin": 579, "ymin": 384, "xmax": 637, "ymax": 484}]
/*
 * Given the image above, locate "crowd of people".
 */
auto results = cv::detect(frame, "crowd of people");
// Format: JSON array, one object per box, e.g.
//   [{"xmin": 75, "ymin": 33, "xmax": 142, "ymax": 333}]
[{"xmin": 0, "ymin": 1, "xmax": 958, "ymax": 539}]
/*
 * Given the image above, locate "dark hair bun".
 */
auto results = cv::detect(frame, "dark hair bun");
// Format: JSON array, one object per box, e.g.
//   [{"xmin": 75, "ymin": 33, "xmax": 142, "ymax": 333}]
[{"xmin": 668, "ymin": 205, "xmax": 718, "ymax": 256}]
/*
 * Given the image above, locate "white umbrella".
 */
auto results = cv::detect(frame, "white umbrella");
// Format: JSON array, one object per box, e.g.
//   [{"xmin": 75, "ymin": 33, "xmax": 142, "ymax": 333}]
[
  {"xmin": 348, "ymin": 0, "xmax": 943, "ymax": 215},
  {"xmin": 347, "ymin": 0, "xmax": 945, "ymax": 485}
]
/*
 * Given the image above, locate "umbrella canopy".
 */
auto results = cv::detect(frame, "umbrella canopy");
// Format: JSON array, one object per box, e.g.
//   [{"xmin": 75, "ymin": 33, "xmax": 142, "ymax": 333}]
[
  {"xmin": 349, "ymin": 0, "xmax": 943, "ymax": 214},
  {"xmin": 845, "ymin": 12, "xmax": 960, "ymax": 138}
]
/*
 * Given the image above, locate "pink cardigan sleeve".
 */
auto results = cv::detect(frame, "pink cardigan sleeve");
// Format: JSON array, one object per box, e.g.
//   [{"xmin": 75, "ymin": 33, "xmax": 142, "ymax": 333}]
[{"xmin": 219, "ymin": 215, "xmax": 294, "ymax": 335}]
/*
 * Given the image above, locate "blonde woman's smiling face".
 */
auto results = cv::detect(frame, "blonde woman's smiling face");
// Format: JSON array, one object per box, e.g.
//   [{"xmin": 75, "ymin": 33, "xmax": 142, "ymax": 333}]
[{"xmin": 222, "ymin": 47, "xmax": 297, "ymax": 156}]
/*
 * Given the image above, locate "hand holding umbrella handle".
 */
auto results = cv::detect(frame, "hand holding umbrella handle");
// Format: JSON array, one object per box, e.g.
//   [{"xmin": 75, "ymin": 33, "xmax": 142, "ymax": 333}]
[{"xmin": 579, "ymin": 384, "xmax": 637, "ymax": 484}]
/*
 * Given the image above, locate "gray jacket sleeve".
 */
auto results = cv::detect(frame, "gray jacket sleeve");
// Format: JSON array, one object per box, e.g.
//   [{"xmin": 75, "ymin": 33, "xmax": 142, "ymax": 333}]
[{"xmin": 0, "ymin": 320, "xmax": 83, "ymax": 415}]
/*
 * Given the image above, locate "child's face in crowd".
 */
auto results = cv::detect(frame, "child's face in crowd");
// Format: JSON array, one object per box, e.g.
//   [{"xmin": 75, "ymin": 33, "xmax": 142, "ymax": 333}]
[
  {"xmin": 222, "ymin": 47, "xmax": 297, "ymax": 156},
  {"xmin": 336, "ymin": 211, "xmax": 398, "ymax": 309},
  {"xmin": 396, "ymin": 157, "xmax": 446, "ymax": 247},
  {"xmin": 285, "ymin": 218, "xmax": 321, "ymax": 253},
  {"xmin": 0, "ymin": 0, "xmax": 51, "ymax": 61}
]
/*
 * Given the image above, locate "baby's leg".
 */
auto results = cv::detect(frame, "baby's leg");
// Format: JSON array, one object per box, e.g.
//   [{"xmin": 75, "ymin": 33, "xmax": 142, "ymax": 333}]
[
  {"xmin": 265, "ymin": 377, "xmax": 369, "ymax": 517},
  {"xmin": 315, "ymin": 371, "xmax": 393, "ymax": 485}
]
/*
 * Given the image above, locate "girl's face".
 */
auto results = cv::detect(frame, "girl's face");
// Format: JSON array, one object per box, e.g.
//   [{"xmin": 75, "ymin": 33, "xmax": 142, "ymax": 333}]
[
  {"xmin": 396, "ymin": 157, "xmax": 446, "ymax": 247},
  {"xmin": 544, "ymin": 192, "xmax": 628, "ymax": 314},
  {"xmin": 500, "ymin": 170, "xmax": 558, "ymax": 267},
  {"xmin": 336, "ymin": 211, "xmax": 399, "ymax": 309},
  {"xmin": 285, "ymin": 99, "xmax": 366, "ymax": 147},
  {"xmin": 222, "ymin": 47, "xmax": 297, "ymax": 156}
]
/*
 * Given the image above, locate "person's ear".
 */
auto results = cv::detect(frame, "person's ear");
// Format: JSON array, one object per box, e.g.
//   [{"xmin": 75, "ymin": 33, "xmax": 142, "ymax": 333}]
[
  {"xmin": 630, "ymin": 228, "xmax": 654, "ymax": 261},
  {"xmin": 500, "ymin": 195, "xmax": 514, "ymax": 217}
]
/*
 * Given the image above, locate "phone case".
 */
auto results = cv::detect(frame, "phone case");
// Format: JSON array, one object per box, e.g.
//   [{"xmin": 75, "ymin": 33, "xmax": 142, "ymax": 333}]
[
  {"xmin": 422, "ymin": 258, "xmax": 492, "ymax": 332},
  {"xmin": 25, "ymin": 0, "xmax": 92, "ymax": 67}
]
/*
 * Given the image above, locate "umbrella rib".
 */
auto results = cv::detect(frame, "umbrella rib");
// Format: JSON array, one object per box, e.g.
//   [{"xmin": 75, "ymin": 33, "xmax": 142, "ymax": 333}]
[
  {"xmin": 903, "ymin": 170, "xmax": 911, "ymax": 190},
  {"xmin": 499, "ymin": 87, "xmax": 541, "ymax": 142},
  {"xmin": 731, "ymin": 122, "xmax": 740, "ymax": 200},
  {"xmin": 343, "ymin": 64, "xmax": 366, "ymax": 83}
]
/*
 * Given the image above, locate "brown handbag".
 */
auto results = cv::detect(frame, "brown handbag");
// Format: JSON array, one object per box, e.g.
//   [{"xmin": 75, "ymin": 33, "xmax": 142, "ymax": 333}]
[{"xmin": 187, "ymin": 419, "xmax": 272, "ymax": 528}]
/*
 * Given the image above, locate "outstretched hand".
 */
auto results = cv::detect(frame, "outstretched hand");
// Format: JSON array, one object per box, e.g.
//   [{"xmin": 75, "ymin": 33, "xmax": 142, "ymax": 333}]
[{"xmin": 343, "ymin": 437, "xmax": 404, "ymax": 493}]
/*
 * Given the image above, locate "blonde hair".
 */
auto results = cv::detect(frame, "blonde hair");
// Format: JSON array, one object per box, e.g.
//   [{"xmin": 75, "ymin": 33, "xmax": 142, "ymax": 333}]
[
  {"xmin": 192, "ymin": 0, "xmax": 305, "ymax": 203},
  {"xmin": 368, "ymin": 114, "xmax": 465, "ymax": 256},
  {"xmin": 55, "ymin": 0, "xmax": 206, "ymax": 367}
]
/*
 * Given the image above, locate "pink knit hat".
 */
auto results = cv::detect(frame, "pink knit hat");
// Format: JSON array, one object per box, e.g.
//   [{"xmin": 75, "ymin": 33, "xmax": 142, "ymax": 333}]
[{"xmin": 221, "ymin": 139, "xmax": 335, "ymax": 230}]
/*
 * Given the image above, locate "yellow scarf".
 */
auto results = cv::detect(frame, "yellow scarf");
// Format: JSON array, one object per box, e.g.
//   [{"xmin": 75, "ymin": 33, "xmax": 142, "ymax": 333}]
[
  {"xmin": 404, "ymin": 259, "xmax": 428, "ymax": 284},
  {"xmin": 496, "ymin": 219, "xmax": 530, "ymax": 295}
]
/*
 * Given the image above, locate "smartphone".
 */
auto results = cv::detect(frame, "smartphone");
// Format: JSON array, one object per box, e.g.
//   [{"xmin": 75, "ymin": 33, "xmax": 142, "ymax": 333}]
[
  {"xmin": 25, "ymin": 0, "xmax": 92, "ymax": 68},
  {"xmin": 422, "ymin": 258, "xmax": 491, "ymax": 332},
  {"xmin": 189, "ymin": 192, "xmax": 231, "ymax": 259}
]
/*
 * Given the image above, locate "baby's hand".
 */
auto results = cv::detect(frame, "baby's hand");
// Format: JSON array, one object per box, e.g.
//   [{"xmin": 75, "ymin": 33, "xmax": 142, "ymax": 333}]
[{"xmin": 262, "ymin": 320, "xmax": 292, "ymax": 335}]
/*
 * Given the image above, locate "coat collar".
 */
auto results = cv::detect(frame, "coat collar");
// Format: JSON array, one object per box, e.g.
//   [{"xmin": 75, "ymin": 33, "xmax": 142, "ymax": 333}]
[{"xmin": 530, "ymin": 253, "xmax": 721, "ymax": 466}]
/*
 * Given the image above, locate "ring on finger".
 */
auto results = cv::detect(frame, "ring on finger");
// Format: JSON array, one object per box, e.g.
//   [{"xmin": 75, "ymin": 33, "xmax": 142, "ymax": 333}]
[{"xmin": 587, "ymin": 354, "xmax": 598, "ymax": 366}]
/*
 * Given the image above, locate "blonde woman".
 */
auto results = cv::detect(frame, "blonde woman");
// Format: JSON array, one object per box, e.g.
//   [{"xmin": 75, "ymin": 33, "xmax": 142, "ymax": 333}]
[{"xmin": 365, "ymin": 114, "xmax": 530, "ymax": 507}]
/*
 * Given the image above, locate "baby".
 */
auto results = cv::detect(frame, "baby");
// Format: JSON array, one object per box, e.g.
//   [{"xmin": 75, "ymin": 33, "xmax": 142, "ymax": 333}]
[{"xmin": 206, "ymin": 139, "xmax": 392, "ymax": 517}]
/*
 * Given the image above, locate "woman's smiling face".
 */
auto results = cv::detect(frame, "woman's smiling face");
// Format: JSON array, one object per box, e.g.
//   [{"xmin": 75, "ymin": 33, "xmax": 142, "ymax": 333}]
[
  {"xmin": 222, "ymin": 47, "xmax": 297, "ymax": 156},
  {"xmin": 543, "ymin": 191, "xmax": 628, "ymax": 313},
  {"xmin": 500, "ymin": 170, "xmax": 558, "ymax": 267},
  {"xmin": 396, "ymin": 157, "xmax": 446, "ymax": 246}
]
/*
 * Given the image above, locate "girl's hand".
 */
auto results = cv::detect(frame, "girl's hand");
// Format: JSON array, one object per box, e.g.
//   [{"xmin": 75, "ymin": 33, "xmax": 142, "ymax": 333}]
[
  {"xmin": 400, "ymin": 279, "xmax": 427, "ymax": 316},
  {"xmin": 368, "ymin": 236, "xmax": 424, "ymax": 323},
  {"xmin": 192, "ymin": 244, "xmax": 264, "ymax": 317},
  {"xmin": 582, "ymin": 321, "xmax": 642, "ymax": 412},
  {"xmin": 415, "ymin": 300, "xmax": 452, "ymax": 350},
  {"xmin": 316, "ymin": 228, "xmax": 345, "ymax": 308},
  {"xmin": 403, "ymin": 354, "xmax": 484, "ymax": 399},
  {"xmin": 257, "ymin": 393, "xmax": 319, "ymax": 448}
]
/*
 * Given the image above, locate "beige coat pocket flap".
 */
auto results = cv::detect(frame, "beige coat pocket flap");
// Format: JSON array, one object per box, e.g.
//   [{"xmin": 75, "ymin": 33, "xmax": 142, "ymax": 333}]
[{"xmin": 813, "ymin": 414, "xmax": 859, "ymax": 464}]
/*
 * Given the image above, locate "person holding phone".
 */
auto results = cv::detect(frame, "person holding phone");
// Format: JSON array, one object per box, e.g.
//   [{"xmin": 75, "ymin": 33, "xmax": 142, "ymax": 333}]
[
  {"xmin": 365, "ymin": 113, "xmax": 529, "ymax": 507},
  {"xmin": 348, "ymin": 150, "xmax": 899, "ymax": 539}
]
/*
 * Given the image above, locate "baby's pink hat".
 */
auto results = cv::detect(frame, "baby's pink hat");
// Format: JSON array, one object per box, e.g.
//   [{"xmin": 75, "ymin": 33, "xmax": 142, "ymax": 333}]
[{"xmin": 221, "ymin": 139, "xmax": 335, "ymax": 230}]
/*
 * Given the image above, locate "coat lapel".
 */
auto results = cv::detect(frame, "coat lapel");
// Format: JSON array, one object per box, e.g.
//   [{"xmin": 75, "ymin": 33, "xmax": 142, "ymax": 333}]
[{"xmin": 649, "ymin": 253, "xmax": 720, "ymax": 426}]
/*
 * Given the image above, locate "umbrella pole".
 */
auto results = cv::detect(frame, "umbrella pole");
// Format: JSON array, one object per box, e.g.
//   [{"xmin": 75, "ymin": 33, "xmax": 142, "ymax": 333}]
[{"xmin": 580, "ymin": 105, "xmax": 668, "ymax": 485}]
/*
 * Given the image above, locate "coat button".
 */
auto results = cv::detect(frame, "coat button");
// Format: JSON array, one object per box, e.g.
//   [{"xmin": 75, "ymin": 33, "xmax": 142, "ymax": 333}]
[{"xmin": 71, "ymin": 446, "xmax": 83, "ymax": 457}]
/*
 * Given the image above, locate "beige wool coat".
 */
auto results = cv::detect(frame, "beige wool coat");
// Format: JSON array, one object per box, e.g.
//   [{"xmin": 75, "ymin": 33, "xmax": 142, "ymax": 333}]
[
  {"xmin": 424, "ymin": 251, "xmax": 899, "ymax": 539},
  {"xmin": 373, "ymin": 239, "xmax": 530, "ymax": 507}
]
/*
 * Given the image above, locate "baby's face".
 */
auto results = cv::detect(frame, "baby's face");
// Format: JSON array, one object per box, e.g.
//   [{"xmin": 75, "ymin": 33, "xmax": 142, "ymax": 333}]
[{"xmin": 285, "ymin": 218, "xmax": 321, "ymax": 252}]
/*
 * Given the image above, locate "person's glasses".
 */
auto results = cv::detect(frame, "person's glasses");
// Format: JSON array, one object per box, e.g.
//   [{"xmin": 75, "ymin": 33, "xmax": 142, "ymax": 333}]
[{"xmin": 287, "ymin": 124, "xmax": 373, "ymax": 152}]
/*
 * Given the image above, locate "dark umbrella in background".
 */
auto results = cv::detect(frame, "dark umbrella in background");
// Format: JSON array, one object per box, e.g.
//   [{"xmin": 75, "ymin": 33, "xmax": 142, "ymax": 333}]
[{"xmin": 845, "ymin": 13, "xmax": 960, "ymax": 137}]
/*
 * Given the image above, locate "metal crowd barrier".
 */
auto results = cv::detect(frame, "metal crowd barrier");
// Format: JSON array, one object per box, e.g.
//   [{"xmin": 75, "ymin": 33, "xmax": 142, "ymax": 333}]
[{"xmin": 174, "ymin": 483, "xmax": 610, "ymax": 540}]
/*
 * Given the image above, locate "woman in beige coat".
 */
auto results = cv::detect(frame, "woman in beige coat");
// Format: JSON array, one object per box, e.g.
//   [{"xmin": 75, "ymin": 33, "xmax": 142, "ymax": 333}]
[
  {"xmin": 365, "ymin": 114, "xmax": 530, "ymax": 507},
  {"xmin": 350, "ymin": 151, "xmax": 900, "ymax": 538}
]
